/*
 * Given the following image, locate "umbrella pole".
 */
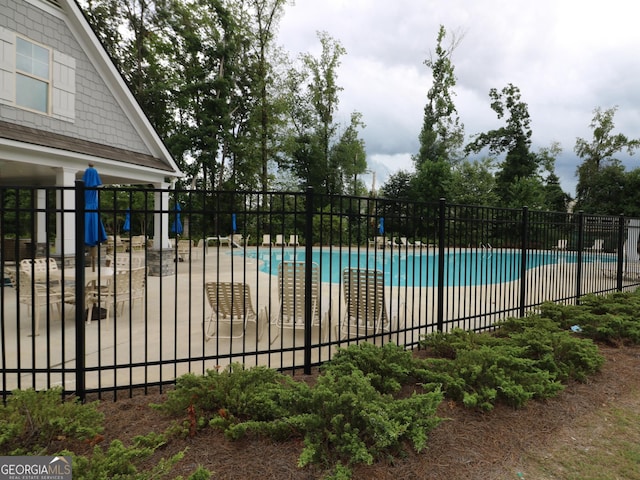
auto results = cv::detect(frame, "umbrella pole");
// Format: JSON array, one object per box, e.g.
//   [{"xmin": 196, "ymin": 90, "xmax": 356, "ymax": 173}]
[{"xmin": 91, "ymin": 246, "xmax": 97, "ymax": 272}]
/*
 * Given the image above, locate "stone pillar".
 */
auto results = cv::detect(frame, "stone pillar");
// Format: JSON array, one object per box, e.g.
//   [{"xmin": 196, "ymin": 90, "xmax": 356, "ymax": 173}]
[
  {"xmin": 147, "ymin": 181, "xmax": 174, "ymax": 276},
  {"xmin": 147, "ymin": 248, "xmax": 174, "ymax": 276}
]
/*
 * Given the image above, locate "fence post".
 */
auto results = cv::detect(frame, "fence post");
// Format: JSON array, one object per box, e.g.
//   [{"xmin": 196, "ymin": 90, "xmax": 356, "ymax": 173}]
[
  {"xmin": 303, "ymin": 186, "xmax": 314, "ymax": 375},
  {"xmin": 519, "ymin": 207, "xmax": 529, "ymax": 318},
  {"xmin": 616, "ymin": 216, "xmax": 626, "ymax": 291},
  {"xmin": 74, "ymin": 181, "xmax": 86, "ymax": 402},
  {"xmin": 436, "ymin": 198, "xmax": 446, "ymax": 332},
  {"xmin": 576, "ymin": 211, "xmax": 584, "ymax": 304}
]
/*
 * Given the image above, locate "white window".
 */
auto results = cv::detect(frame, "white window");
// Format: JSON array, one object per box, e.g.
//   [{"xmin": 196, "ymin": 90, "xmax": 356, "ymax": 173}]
[
  {"xmin": 16, "ymin": 37, "xmax": 50, "ymax": 113},
  {"xmin": 0, "ymin": 27, "xmax": 75, "ymax": 122}
]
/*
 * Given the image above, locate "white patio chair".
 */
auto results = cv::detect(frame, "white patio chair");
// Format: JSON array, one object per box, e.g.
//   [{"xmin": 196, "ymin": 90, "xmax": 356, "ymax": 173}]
[
  {"xmin": 20, "ymin": 257, "xmax": 62, "ymax": 286},
  {"xmin": 85, "ymin": 269, "xmax": 133, "ymax": 328},
  {"xmin": 230, "ymin": 234, "xmax": 245, "ymax": 248},
  {"xmin": 204, "ymin": 282, "xmax": 265, "ymax": 340},
  {"xmin": 274, "ymin": 234, "xmax": 286, "ymax": 246},
  {"xmin": 176, "ymin": 239, "xmax": 192, "ymax": 261},
  {"xmin": 553, "ymin": 239, "xmax": 568, "ymax": 250},
  {"xmin": 587, "ymin": 239, "xmax": 604, "ymax": 251},
  {"xmin": 399, "ymin": 237, "xmax": 413, "ymax": 247},
  {"xmin": 271, "ymin": 261, "xmax": 325, "ymax": 344},
  {"xmin": 130, "ymin": 267, "xmax": 146, "ymax": 315},
  {"xmin": 288, "ymin": 235, "xmax": 300, "ymax": 246},
  {"xmin": 261, "ymin": 234, "xmax": 272, "ymax": 246},
  {"xmin": 129, "ymin": 235, "xmax": 145, "ymax": 251},
  {"xmin": 191, "ymin": 238, "xmax": 205, "ymax": 260},
  {"xmin": 338, "ymin": 268, "xmax": 391, "ymax": 340},
  {"xmin": 106, "ymin": 254, "xmax": 144, "ymax": 270},
  {"xmin": 6, "ymin": 268, "xmax": 70, "ymax": 335},
  {"xmin": 372, "ymin": 236, "xmax": 389, "ymax": 248}
]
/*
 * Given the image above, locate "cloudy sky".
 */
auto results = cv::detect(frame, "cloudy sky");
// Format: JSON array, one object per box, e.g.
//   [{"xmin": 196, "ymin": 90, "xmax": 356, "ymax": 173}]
[{"xmin": 276, "ymin": 0, "xmax": 640, "ymax": 195}]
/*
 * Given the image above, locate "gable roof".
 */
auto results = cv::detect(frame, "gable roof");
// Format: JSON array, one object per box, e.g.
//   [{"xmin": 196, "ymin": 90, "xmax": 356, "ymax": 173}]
[{"xmin": 0, "ymin": 0, "xmax": 183, "ymax": 186}]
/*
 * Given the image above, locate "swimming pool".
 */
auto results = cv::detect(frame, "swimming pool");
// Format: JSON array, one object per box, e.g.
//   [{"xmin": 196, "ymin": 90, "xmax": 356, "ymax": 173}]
[{"xmin": 242, "ymin": 248, "xmax": 614, "ymax": 287}]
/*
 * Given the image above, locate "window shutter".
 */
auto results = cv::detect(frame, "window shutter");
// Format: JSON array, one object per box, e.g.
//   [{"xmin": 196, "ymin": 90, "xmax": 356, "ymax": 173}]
[
  {"xmin": 52, "ymin": 50, "xmax": 75, "ymax": 122},
  {"xmin": 0, "ymin": 27, "xmax": 16, "ymax": 105}
]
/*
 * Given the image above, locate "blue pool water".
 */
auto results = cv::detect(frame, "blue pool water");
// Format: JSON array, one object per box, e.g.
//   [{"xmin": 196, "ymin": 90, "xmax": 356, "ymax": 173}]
[{"xmin": 242, "ymin": 248, "xmax": 614, "ymax": 287}]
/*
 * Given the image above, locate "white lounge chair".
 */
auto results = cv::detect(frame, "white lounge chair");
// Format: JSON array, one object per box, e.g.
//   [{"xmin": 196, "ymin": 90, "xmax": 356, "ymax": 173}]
[
  {"xmin": 370, "ymin": 236, "xmax": 388, "ymax": 248},
  {"xmin": 261, "ymin": 234, "xmax": 272, "ymax": 246},
  {"xmin": 230, "ymin": 234, "xmax": 249, "ymax": 247},
  {"xmin": 338, "ymin": 268, "xmax": 391, "ymax": 340},
  {"xmin": 399, "ymin": 237, "xmax": 413, "ymax": 247},
  {"xmin": 19, "ymin": 257, "xmax": 62, "ymax": 286},
  {"xmin": 587, "ymin": 239, "xmax": 604, "ymax": 251},
  {"xmin": 271, "ymin": 261, "xmax": 325, "ymax": 344},
  {"xmin": 274, "ymin": 234, "xmax": 286, "ymax": 246},
  {"xmin": 288, "ymin": 235, "xmax": 300, "ymax": 246},
  {"xmin": 553, "ymin": 239, "xmax": 568, "ymax": 250},
  {"xmin": 204, "ymin": 282, "xmax": 265, "ymax": 340}
]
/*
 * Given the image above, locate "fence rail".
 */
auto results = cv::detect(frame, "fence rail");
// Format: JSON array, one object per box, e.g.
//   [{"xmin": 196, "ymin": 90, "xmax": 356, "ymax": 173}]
[{"xmin": 1, "ymin": 184, "xmax": 639, "ymax": 400}]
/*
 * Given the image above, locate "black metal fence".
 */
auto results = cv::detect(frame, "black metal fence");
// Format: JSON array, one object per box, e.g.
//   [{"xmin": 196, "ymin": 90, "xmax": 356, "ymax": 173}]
[{"xmin": 1, "ymin": 184, "xmax": 639, "ymax": 401}]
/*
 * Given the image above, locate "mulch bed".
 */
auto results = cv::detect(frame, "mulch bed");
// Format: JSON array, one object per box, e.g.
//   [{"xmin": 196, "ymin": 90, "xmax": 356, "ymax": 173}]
[{"xmin": 87, "ymin": 344, "xmax": 640, "ymax": 480}]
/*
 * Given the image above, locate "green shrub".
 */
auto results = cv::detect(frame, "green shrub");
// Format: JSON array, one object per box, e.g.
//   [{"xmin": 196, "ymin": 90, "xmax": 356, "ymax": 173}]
[
  {"xmin": 296, "ymin": 369, "xmax": 443, "ymax": 469},
  {"xmin": 417, "ymin": 344, "xmax": 564, "ymax": 410},
  {"xmin": 156, "ymin": 354, "xmax": 444, "ymax": 477},
  {"xmin": 322, "ymin": 342, "xmax": 416, "ymax": 394},
  {"xmin": 497, "ymin": 315, "xmax": 605, "ymax": 381},
  {"xmin": 0, "ymin": 388, "xmax": 103, "ymax": 455},
  {"xmin": 66, "ymin": 433, "xmax": 191, "ymax": 480},
  {"xmin": 538, "ymin": 294, "xmax": 640, "ymax": 345},
  {"xmin": 153, "ymin": 364, "xmax": 311, "ymax": 434},
  {"xmin": 418, "ymin": 319, "xmax": 604, "ymax": 410}
]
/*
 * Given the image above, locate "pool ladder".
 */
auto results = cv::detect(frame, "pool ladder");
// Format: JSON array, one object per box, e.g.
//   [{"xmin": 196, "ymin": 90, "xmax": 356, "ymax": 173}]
[{"xmin": 480, "ymin": 243, "xmax": 493, "ymax": 259}]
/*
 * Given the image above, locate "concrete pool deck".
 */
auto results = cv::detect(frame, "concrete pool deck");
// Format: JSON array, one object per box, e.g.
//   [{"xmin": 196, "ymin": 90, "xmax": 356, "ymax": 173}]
[{"xmin": 1, "ymin": 247, "xmax": 634, "ymax": 393}]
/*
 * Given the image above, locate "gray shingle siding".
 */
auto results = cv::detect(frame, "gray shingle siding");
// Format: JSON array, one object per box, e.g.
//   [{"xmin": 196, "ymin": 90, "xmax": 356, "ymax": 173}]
[{"xmin": 0, "ymin": 0, "xmax": 154, "ymax": 158}]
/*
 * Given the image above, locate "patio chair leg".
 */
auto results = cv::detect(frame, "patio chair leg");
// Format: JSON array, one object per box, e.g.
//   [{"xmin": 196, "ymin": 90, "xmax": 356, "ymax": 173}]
[{"xmin": 32, "ymin": 307, "xmax": 40, "ymax": 337}]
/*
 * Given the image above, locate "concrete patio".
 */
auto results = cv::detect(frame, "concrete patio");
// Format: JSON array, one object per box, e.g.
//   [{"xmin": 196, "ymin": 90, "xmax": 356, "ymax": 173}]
[{"xmin": 0, "ymin": 246, "xmax": 632, "ymax": 395}]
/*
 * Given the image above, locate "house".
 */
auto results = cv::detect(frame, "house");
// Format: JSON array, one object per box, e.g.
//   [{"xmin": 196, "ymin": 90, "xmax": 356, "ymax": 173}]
[{"xmin": 0, "ymin": 0, "xmax": 183, "ymax": 272}]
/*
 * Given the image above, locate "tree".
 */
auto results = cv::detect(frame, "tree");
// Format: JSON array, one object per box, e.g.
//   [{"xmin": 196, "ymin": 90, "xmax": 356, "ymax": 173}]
[
  {"xmin": 622, "ymin": 168, "xmax": 640, "ymax": 216},
  {"xmin": 82, "ymin": 0, "xmax": 176, "ymax": 140},
  {"xmin": 574, "ymin": 106, "xmax": 640, "ymax": 212},
  {"xmin": 330, "ymin": 112, "xmax": 367, "ymax": 195},
  {"xmin": 380, "ymin": 170, "xmax": 415, "ymax": 201},
  {"xmin": 536, "ymin": 143, "xmax": 571, "ymax": 212},
  {"xmin": 448, "ymin": 158, "xmax": 499, "ymax": 206},
  {"xmin": 235, "ymin": 0, "xmax": 288, "ymax": 192},
  {"xmin": 575, "ymin": 106, "xmax": 640, "ymax": 169},
  {"xmin": 304, "ymin": 32, "xmax": 345, "ymax": 162},
  {"xmin": 414, "ymin": 25, "xmax": 464, "ymax": 168},
  {"xmin": 281, "ymin": 32, "xmax": 349, "ymax": 195},
  {"xmin": 576, "ymin": 163, "xmax": 626, "ymax": 214},
  {"xmin": 466, "ymin": 84, "xmax": 554, "ymax": 208},
  {"xmin": 411, "ymin": 25, "xmax": 464, "ymax": 205},
  {"xmin": 466, "ymin": 83, "xmax": 535, "ymax": 184}
]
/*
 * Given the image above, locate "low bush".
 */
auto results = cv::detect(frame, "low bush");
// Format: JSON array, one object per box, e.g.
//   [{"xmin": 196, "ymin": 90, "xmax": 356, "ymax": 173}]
[
  {"xmin": 418, "ymin": 315, "xmax": 604, "ymax": 410},
  {"xmin": 538, "ymin": 291, "xmax": 640, "ymax": 345},
  {"xmin": 154, "ymin": 354, "xmax": 444, "ymax": 477},
  {"xmin": 0, "ymin": 388, "xmax": 103, "ymax": 455}
]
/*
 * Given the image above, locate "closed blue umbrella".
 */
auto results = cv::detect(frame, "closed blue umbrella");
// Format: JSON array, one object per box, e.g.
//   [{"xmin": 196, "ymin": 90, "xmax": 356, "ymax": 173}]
[
  {"xmin": 171, "ymin": 203, "xmax": 183, "ymax": 235},
  {"xmin": 379, "ymin": 217, "xmax": 384, "ymax": 235},
  {"xmin": 122, "ymin": 209, "xmax": 131, "ymax": 233},
  {"xmin": 232, "ymin": 213, "xmax": 237, "ymax": 233},
  {"xmin": 83, "ymin": 164, "xmax": 107, "ymax": 270}
]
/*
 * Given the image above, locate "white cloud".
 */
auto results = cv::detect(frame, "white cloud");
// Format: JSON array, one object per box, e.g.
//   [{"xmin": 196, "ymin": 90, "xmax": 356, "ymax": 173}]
[{"xmin": 277, "ymin": 0, "xmax": 640, "ymax": 196}]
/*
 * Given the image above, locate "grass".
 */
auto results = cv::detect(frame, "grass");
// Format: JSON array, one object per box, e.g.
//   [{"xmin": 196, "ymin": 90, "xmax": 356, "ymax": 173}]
[{"xmin": 519, "ymin": 388, "xmax": 640, "ymax": 479}]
